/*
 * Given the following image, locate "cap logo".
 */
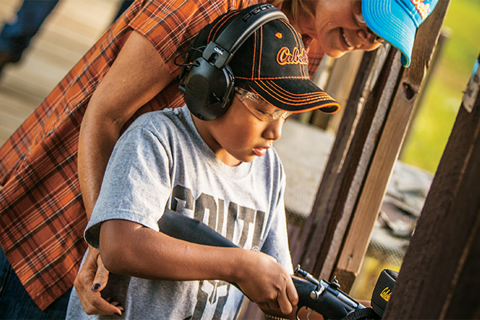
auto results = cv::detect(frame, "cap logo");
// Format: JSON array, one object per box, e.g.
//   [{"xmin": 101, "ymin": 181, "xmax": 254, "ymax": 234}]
[
  {"xmin": 277, "ymin": 47, "xmax": 308, "ymax": 66},
  {"xmin": 410, "ymin": 0, "xmax": 430, "ymax": 19},
  {"xmin": 275, "ymin": 32, "xmax": 283, "ymax": 39}
]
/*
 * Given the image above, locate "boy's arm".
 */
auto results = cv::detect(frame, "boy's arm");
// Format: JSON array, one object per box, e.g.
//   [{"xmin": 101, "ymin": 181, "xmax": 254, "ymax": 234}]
[{"xmin": 99, "ymin": 219, "xmax": 299, "ymax": 316}]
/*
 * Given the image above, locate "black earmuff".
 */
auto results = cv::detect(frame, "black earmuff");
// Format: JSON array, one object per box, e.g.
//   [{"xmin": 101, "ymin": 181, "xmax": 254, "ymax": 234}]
[{"xmin": 179, "ymin": 3, "xmax": 287, "ymax": 121}]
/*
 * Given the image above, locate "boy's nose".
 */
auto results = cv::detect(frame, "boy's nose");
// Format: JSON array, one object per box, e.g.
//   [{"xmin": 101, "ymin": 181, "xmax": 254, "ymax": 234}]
[{"xmin": 263, "ymin": 119, "xmax": 283, "ymax": 141}]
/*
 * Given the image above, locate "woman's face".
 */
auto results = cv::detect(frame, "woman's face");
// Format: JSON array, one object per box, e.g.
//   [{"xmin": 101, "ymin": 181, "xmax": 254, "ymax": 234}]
[{"xmin": 292, "ymin": 0, "xmax": 383, "ymax": 58}]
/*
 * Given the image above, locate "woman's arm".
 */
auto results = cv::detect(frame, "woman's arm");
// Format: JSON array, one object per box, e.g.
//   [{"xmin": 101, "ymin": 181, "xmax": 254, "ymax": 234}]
[
  {"xmin": 75, "ymin": 30, "xmax": 173, "ymax": 315},
  {"xmin": 100, "ymin": 219, "xmax": 299, "ymax": 316},
  {"xmin": 78, "ymin": 30, "xmax": 173, "ymax": 218}
]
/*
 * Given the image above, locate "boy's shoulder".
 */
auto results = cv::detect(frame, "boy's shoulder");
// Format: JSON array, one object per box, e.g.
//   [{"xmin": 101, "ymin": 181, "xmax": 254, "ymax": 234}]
[{"xmin": 125, "ymin": 107, "xmax": 190, "ymax": 136}]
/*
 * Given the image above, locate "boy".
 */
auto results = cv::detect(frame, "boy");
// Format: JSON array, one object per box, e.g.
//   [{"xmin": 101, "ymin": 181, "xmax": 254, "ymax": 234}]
[{"xmin": 66, "ymin": 6, "xmax": 339, "ymax": 320}]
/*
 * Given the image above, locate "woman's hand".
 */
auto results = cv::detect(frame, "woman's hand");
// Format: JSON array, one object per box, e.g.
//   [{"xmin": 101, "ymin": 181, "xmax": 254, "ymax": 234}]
[
  {"xmin": 76, "ymin": 32, "xmax": 173, "ymax": 315},
  {"xmin": 74, "ymin": 246, "xmax": 123, "ymax": 315}
]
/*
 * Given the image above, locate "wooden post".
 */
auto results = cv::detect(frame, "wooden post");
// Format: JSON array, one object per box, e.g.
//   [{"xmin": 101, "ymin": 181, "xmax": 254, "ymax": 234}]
[
  {"xmin": 336, "ymin": 1, "xmax": 448, "ymax": 286},
  {"xmin": 291, "ymin": 46, "xmax": 396, "ymax": 278},
  {"xmin": 241, "ymin": 1, "xmax": 450, "ymax": 317},
  {"xmin": 334, "ymin": 0, "xmax": 451, "ymax": 289},
  {"xmin": 293, "ymin": 0, "xmax": 450, "ymax": 292},
  {"xmin": 400, "ymin": 27, "xmax": 452, "ymax": 160},
  {"xmin": 384, "ymin": 54, "xmax": 480, "ymax": 319},
  {"xmin": 242, "ymin": 45, "xmax": 389, "ymax": 320}
]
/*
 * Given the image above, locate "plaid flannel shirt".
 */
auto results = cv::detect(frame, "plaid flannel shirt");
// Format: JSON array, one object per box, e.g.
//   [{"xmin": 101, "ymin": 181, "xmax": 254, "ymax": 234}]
[{"xmin": 0, "ymin": 0, "xmax": 322, "ymax": 310}]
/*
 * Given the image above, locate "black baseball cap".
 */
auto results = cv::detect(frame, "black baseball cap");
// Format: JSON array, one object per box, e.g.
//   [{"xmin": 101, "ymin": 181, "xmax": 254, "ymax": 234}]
[{"xmin": 188, "ymin": 7, "xmax": 340, "ymax": 114}]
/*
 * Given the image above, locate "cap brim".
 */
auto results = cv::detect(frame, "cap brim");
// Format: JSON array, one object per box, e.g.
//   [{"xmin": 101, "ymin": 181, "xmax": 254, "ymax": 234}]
[
  {"xmin": 362, "ymin": 0, "xmax": 415, "ymax": 67},
  {"xmin": 248, "ymin": 79, "xmax": 340, "ymax": 114}
]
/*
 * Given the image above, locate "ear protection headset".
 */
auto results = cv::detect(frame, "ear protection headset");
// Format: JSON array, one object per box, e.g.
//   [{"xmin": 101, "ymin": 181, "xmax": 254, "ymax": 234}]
[{"xmin": 178, "ymin": 4, "xmax": 288, "ymax": 121}]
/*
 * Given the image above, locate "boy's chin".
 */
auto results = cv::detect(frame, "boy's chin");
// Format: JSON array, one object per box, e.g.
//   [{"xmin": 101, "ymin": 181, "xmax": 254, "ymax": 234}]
[
  {"xmin": 241, "ymin": 153, "xmax": 259, "ymax": 163},
  {"xmin": 232, "ymin": 155, "xmax": 255, "ymax": 165},
  {"xmin": 220, "ymin": 150, "xmax": 258, "ymax": 166}
]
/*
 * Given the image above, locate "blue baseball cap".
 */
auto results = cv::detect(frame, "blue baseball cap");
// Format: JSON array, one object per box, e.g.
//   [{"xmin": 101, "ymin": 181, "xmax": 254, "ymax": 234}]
[{"xmin": 362, "ymin": 0, "xmax": 438, "ymax": 67}]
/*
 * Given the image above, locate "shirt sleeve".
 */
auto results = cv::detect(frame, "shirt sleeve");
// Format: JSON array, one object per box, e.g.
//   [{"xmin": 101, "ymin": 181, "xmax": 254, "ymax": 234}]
[{"xmin": 85, "ymin": 119, "xmax": 173, "ymax": 248}]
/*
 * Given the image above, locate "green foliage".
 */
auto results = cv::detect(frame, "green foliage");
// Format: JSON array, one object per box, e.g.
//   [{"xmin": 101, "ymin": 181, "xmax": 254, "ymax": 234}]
[
  {"xmin": 400, "ymin": 0, "xmax": 480, "ymax": 173},
  {"xmin": 442, "ymin": 0, "xmax": 480, "ymax": 76}
]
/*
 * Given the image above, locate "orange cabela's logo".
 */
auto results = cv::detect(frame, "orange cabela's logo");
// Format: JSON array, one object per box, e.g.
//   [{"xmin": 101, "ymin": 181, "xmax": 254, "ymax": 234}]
[
  {"xmin": 277, "ymin": 47, "xmax": 308, "ymax": 66},
  {"xmin": 411, "ymin": 0, "xmax": 430, "ymax": 19}
]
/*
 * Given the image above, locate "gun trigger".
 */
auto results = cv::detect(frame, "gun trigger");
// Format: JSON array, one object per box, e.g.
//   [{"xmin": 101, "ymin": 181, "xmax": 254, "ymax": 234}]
[{"xmin": 306, "ymin": 309, "xmax": 315, "ymax": 320}]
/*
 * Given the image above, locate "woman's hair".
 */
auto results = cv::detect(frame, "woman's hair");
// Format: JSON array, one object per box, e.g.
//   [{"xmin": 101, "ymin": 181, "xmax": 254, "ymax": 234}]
[{"xmin": 271, "ymin": 0, "xmax": 314, "ymax": 26}]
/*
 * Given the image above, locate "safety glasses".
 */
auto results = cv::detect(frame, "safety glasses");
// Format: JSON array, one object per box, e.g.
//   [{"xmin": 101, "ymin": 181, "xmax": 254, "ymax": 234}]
[{"xmin": 234, "ymin": 87, "xmax": 292, "ymax": 122}]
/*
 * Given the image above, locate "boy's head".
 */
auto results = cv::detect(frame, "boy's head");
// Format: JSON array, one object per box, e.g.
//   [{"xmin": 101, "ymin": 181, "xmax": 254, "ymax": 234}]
[{"xmin": 180, "ymin": 4, "xmax": 340, "ymax": 121}]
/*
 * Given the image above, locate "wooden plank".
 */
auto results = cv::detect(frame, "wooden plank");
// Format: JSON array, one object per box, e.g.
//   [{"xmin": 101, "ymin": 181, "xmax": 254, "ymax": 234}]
[
  {"xmin": 0, "ymin": 0, "xmax": 22, "ymax": 22},
  {"xmin": 290, "ymin": 47, "xmax": 389, "ymax": 277},
  {"xmin": 0, "ymin": 0, "xmax": 118, "ymax": 147},
  {"xmin": 292, "ymin": 1, "xmax": 450, "ymax": 293},
  {"xmin": 241, "ymin": 46, "xmax": 391, "ymax": 320},
  {"xmin": 334, "ymin": 0, "xmax": 451, "ymax": 290},
  {"xmin": 442, "ymin": 206, "xmax": 480, "ymax": 319},
  {"xmin": 40, "ymin": 10, "xmax": 110, "ymax": 46},
  {"xmin": 325, "ymin": 48, "xmax": 402, "ymax": 287},
  {"xmin": 3, "ymin": 56, "xmax": 72, "ymax": 99},
  {"xmin": 0, "ymin": 108, "xmax": 26, "ymax": 132},
  {"xmin": 0, "ymin": 89, "xmax": 35, "ymax": 143},
  {"xmin": 310, "ymin": 51, "xmax": 363, "ymax": 133},
  {"xmin": 333, "ymin": 52, "xmax": 404, "ymax": 275},
  {"xmin": 53, "ymin": 0, "xmax": 116, "ymax": 32},
  {"xmin": 384, "ymin": 54, "xmax": 480, "ymax": 319},
  {"xmin": 0, "ymin": 94, "xmax": 36, "ymax": 120},
  {"xmin": 36, "ymin": 18, "xmax": 107, "ymax": 61}
]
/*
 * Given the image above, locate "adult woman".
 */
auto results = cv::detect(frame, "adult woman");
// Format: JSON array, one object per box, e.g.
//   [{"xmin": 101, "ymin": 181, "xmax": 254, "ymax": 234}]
[{"xmin": 0, "ymin": 0, "xmax": 437, "ymax": 318}]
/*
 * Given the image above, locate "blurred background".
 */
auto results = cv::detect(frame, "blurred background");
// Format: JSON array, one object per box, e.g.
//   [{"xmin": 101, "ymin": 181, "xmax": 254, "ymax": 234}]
[
  {"xmin": 400, "ymin": 0, "xmax": 480, "ymax": 174},
  {"xmin": 0, "ymin": 0, "xmax": 124, "ymax": 145}
]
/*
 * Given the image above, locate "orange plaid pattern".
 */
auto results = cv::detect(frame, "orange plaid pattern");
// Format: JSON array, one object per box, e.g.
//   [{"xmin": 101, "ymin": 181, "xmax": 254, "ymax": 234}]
[{"xmin": 0, "ymin": 0, "xmax": 322, "ymax": 310}]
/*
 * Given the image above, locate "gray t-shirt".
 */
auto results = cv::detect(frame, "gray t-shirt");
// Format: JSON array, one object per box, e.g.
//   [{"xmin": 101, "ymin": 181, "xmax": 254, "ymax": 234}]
[{"xmin": 67, "ymin": 106, "xmax": 292, "ymax": 320}]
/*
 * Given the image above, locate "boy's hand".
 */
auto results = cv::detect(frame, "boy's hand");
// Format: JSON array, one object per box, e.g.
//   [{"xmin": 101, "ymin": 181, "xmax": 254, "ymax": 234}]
[
  {"xmin": 74, "ymin": 246, "xmax": 123, "ymax": 315},
  {"xmin": 236, "ymin": 250, "xmax": 298, "ymax": 316}
]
